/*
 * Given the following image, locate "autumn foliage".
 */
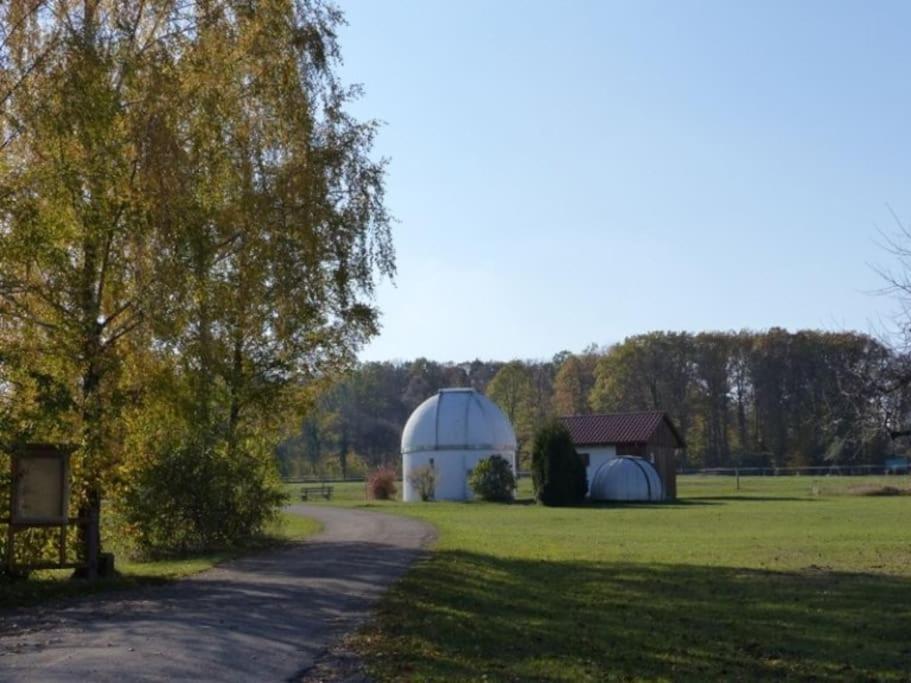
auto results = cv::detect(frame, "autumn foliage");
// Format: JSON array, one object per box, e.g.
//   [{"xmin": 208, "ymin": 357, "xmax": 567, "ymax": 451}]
[
  {"xmin": 367, "ymin": 467, "xmax": 399, "ymax": 501},
  {"xmin": 0, "ymin": 1, "xmax": 392, "ymax": 558}
]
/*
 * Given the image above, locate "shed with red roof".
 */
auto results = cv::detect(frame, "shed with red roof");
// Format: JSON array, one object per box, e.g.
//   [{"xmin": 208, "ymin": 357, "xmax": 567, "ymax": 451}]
[{"xmin": 558, "ymin": 411, "xmax": 685, "ymax": 499}]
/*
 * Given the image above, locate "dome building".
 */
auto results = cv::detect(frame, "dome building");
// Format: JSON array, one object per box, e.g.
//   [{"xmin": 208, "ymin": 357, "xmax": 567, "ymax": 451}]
[
  {"xmin": 559, "ymin": 411, "xmax": 685, "ymax": 500},
  {"xmin": 401, "ymin": 388, "xmax": 517, "ymax": 502},
  {"xmin": 589, "ymin": 456, "xmax": 664, "ymax": 502}
]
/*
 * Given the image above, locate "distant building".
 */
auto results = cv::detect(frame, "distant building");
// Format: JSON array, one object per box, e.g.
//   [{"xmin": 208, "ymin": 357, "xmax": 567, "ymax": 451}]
[
  {"xmin": 559, "ymin": 411, "xmax": 686, "ymax": 500},
  {"xmin": 588, "ymin": 456, "xmax": 665, "ymax": 502},
  {"xmin": 401, "ymin": 388, "xmax": 517, "ymax": 502}
]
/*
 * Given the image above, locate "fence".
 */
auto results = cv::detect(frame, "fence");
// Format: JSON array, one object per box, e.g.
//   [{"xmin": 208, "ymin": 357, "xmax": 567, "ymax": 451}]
[
  {"xmin": 681, "ymin": 464, "xmax": 909, "ymax": 477},
  {"xmin": 283, "ymin": 476, "xmax": 367, "ymax": 484},
  {"xmin": 284, "ymin": 465, "xmax": 910, "ymax": 485}
]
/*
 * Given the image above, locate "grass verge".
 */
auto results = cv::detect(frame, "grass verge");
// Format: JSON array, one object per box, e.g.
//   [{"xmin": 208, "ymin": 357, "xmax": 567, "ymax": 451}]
[
  {"xmin": 0, "ymin": 511, "xmax": 322, "ymax": 611},
  {"xmin": 295, "ymin": 475, "xmax": 911, "ymax": 681}
]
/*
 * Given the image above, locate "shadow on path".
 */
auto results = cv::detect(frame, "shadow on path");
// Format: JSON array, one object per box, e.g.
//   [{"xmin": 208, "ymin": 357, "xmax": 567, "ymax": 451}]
[{"xmin": 0, "ymin": 506, "xmax": 435, "ymax": 682}]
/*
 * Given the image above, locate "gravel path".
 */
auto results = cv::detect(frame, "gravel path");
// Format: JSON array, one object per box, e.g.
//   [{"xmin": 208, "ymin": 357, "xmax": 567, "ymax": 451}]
[{"xmin": 0, "ymin": 505, "xmax": 435, "ymax": 682}]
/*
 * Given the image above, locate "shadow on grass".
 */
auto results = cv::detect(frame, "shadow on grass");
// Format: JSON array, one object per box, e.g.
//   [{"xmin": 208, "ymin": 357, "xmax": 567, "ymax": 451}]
[
  {"xmin": 591, "ymin": 495, "xmax": 817, "ymax": 508},
  {"xmin": 519, "ymin": 496, "xmax": 811, "ymax": 510},
  {"xmin": 516, "ymin": 498, "xmax": 718, "ymax": 509},
  {"xmin": 511, "ymin": 497, "xmax": 537, "ymax": 506},
  {"xmin": 586, "ymin": 498, "xmax": 721, "ymax": 509},
  {"xmin": 360, "ymin": 552, "xmax": 911, "ymax": 681},
  {"xmin": 686, "ymin": 495, "xmax": 814, "ymax": 503}
]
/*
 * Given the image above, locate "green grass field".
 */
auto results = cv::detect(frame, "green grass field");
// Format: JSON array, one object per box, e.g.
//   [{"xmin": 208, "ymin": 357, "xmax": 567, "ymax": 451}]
[
  {"xmin": 294, "ymin": 475, "xmax": 911, "ymax": 681},
  {"xmin": 0, "ymin": 512, "xmax": 321, "ymax": 610}
]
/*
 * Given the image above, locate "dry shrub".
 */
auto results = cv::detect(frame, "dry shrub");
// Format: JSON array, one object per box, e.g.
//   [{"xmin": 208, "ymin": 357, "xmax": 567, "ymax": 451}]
[
  {"xmin": 368, "ymin": 467, "xmax": 398, "ymax": 500},
  {"xmin": 408, "ymin": 465, "xmax": 436, "ymax": 501}
]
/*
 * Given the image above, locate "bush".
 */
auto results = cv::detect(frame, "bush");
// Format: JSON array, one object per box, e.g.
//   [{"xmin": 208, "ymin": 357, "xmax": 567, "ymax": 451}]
[
  {"xmin": 408, "ymin": 464, "xmax": 436, "ymax": 501},
  {"xmin": 368, "ymin": 466, "xmax": 398, "ymax": 500},
  {"xmin": 531, "ymin": 420, "xmax": 587, "ymax": 506},
  {"xmin": 469, "ymin": 454, "xmax": 516, "ymax": 502},
  {"xmin": 119, "ymin": 437, "xmax": 286, "ymax": 555}
]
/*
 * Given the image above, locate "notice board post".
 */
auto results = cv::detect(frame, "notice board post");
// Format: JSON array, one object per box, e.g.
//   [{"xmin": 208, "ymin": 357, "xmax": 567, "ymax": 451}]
[{"xmin": 4, "ymin": 443, "xmax": 92, "ymax": 576}]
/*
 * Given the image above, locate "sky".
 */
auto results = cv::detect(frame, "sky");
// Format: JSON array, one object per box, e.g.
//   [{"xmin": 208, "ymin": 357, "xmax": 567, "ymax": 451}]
[{"xmin": 335, "ymin": 0, "xmax": 911, "ymax": 363}]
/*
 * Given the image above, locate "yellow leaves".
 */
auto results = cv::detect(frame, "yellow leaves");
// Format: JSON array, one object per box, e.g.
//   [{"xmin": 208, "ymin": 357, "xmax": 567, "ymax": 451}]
[{"xmin": 0, "ymin": 0, "xmax": 391, "ymax": 557}]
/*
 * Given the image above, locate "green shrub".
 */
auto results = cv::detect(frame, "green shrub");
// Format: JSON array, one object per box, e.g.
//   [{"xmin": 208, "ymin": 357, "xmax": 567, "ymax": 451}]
[
  {"xmin": 531, "ymin": 420, "xmax": 587, "ymax": 506},
  {"xmin": 120, "ymin": 437, "xmax": 286, "ymax": 555},
  {"xmin": 368, "ymin": 466, "xmax": 398, "ymax": 500},
  {"xmin": 469, "ymin": 454, "xmax": 516, "ymax": 502}
]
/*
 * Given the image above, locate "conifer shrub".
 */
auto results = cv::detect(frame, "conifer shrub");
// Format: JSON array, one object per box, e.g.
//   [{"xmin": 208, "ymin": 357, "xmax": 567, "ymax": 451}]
[
  {"xmin": 469, "ymin": 454, "xmax": 516, "ymax": 502},
  {"xmin": 368, "ymin": 466, "xmax": 398, "ymax": 500},
  {"xmin": 531, "ymin": 420, "xmax": 587, "ymax": 506}
]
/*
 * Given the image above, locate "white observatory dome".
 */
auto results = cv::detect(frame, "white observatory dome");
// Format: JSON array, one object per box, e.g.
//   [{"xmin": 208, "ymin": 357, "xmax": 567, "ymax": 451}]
[
  {"xmin": 589, "ymin": 456, "xmax": 664, "ymax": 502},
  {"xmin": 401, "ymin": 388, "xmax": 517, "ymax": 502},
  {"xmin": 401, "ymin": 388, "xmax": 517, "ymax": 455}
]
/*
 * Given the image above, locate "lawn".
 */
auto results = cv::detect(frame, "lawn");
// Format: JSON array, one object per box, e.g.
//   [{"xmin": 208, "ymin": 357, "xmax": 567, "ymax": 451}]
[
  {"xmin": 294, "ymin": 474, "xmax": 911, "ymax": 681},
  {"xmin": 0, "ymin": 511, "xmax": 322, "ymax": 610}
]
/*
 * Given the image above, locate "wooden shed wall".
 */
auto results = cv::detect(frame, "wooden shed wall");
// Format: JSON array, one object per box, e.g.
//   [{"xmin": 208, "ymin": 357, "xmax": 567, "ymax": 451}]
[{"xmin": 615, "ymin": 420, "xmax": 681, "ymax": 499}]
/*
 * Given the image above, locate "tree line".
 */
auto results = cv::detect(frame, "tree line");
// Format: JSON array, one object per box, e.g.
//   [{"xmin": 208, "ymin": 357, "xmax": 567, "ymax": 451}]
[{"xmin": 278, "ymin": 329, "xmax": 908, "ymax": 477}]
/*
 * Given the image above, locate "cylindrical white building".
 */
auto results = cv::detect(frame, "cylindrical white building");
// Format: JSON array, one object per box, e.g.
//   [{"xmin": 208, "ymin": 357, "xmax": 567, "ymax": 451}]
[
  {"xmin": 401, "ymin": 388, "xmax": 517, "ymax": 502},
  {"xmin": 589, "ymin": 456, "xmax": 664, "ymax": 502}
]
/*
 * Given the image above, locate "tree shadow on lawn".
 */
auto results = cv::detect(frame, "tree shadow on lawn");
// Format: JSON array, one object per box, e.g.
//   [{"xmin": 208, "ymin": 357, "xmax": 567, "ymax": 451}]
[
  {"xmin": 688, "ymin": 495, "xmax": 815, "ymax": 503},
  {"xmin": 516, "ymin": 497, "xmax": 810, "ymax": 510},
  {"xmin": 362, "ymin": 552, "xmax": 911, "ymax": 681},
  {"xmin": 512, "ymin": 498, "xmax": 720, "ymax": 509},
  {"xmin": 592, "ymin": 495, "xmax": 817, "ymax": 508},
  {"xmin": 586, "ymin": 498, "xmax": 721, "ymax": 509}
]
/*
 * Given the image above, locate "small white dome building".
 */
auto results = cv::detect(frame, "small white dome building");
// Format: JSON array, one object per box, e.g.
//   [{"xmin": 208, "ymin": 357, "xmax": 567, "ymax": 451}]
[
  {"xmin": 589, "ymin": 456, "xmax": 664, "ymax": 502},
  {"xmin": 401, "ymin": 388, "xmax": 517, "ymax": 502}
]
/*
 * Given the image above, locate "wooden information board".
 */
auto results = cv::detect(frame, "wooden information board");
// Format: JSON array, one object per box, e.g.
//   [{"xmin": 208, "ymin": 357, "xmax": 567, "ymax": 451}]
[
  {"xmin": 5, "ymin": 444, "xmax": 83, "ymax": 575},
  {"xmin": 11, "ymin": 444, "xmax": 71, "ymax": 525}
]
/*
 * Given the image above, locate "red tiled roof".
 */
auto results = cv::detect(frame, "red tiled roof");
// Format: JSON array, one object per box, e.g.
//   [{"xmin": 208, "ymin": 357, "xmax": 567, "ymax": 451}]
[{"xmin": 559, "ymin": 411, "xmax": 685, "ymax": 448}]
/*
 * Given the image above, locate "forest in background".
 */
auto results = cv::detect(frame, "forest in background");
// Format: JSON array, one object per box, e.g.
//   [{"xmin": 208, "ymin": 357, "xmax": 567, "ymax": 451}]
[{"xmin": 277, "ymin": 328, "xmax": 910, "ymax": 478}]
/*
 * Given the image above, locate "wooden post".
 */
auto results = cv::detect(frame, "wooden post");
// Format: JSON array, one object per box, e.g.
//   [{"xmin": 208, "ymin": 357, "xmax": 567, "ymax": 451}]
[
  {"xmin": 86, "ymin": 502, "xmax": 99, "ymax": 580},
  {"xmin": 7, "ymin": 455, "xmax": 16, "ymax": 573},
  {"xmin": 58, "ymin": 524, "xmax": 67, "ymax": 567},
  {"xmin": 5, "ymin": 524, "xmax": 13, "ymax": 573},
  {"xmin": 6, "ymin": 458, "xmax": 17, "ymax": 573},
  {"xmin": 735, "ymin": 467, "xmax": 740, "ymax": 491}
]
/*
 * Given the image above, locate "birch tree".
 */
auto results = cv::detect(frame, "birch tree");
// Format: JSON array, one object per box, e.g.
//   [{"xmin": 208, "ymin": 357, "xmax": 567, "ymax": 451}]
[{"xmin": 0, "ymin": 1, "xmax": 393, "ymax": 557}]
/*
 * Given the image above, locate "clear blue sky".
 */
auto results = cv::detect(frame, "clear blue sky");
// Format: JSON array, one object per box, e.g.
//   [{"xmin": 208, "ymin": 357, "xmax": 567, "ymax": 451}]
[{"xmin": 336, "ymin": 0, "xmax": 911, "ymax": 362}]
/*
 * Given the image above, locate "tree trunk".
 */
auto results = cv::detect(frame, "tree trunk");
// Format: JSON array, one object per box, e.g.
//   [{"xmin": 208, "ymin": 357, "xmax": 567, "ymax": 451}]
[
  {"xmin": 75, "ymin": 225, "xmax": 105, "ymax": 578},
  {"xmin": 227, "ymin": 333, "xmax": 244, "ymax": 455},
  {"xmin": 77, "ymin": 338, "xmax": 103, "ymax": 579}
]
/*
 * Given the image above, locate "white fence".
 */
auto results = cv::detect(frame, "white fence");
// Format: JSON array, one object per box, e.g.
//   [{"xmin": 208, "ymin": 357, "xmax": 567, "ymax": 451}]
[{"xmin": 681, "ymin": 464, "xmax": 908, "ymax": 476}]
